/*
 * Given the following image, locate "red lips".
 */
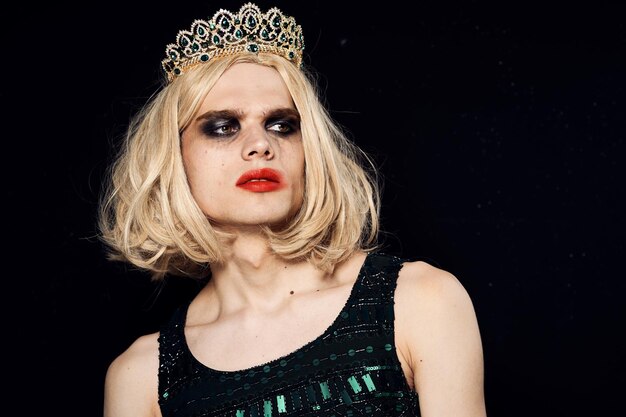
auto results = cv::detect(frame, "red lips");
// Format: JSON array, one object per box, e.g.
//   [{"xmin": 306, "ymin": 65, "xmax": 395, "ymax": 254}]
[{"xmin": 236, "ymin": 168, "xmax": 284, "ymax": 192}]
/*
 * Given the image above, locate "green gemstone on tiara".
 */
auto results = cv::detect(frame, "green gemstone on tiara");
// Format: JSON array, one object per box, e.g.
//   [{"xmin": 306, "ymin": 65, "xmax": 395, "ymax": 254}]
[
  {"xmin": 247, "ymin": 43, "xmax": 259, "ymax": 53},
  {"xmin": 200, "ymin": 54, "xmax": 209, "ymax": 62},
  {"xmin": 212, "ymin": 35, "xmax": 220, "ymax": 45},
  {"xmin": 235, "ymin": 29, "xmax": 243, "ymax": 39}
]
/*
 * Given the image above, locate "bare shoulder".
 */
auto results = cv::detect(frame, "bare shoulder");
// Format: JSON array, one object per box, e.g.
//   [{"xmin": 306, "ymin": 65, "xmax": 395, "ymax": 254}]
[
  {"xmin": 394, "ymin": 259, "xmax": 486, "ymax": 416},
  {"xmin": 104, "ymin": 332, "xmax": 161, "ymax": 417},
  {"xmin": 394, "ymin": 259, "xmax": 480, "ymax": 350},
  {"xmin": 395, "ymin": 260, "xmax": 472, "ymax": 309}
]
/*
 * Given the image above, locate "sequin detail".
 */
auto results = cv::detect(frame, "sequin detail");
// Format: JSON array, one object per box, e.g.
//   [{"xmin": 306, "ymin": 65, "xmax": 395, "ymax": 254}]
[{"xmin": 158, "ymin": 252, "xmax": 421, "ymax": 416}]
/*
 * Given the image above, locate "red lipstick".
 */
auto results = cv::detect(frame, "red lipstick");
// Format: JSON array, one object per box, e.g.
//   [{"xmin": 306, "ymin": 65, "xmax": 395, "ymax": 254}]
[{"xmin": 236, "ymin": 168, "xmax": 284, "ymax": 192}]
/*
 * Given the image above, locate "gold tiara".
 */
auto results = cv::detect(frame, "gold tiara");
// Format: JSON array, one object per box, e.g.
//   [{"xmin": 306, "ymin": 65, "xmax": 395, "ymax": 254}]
[{"xmin": 161, "ymin": 3, "xmax": 305, "ymax": 82}]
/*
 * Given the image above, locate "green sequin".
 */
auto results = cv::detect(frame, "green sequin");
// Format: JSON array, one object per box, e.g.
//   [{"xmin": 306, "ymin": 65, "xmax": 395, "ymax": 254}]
[
  {"xmin": 340, "ymin": 389, "xmax": 353, "ymax": 405},
  {"xmin": 306, "ymin": 385, "xmax": 316, "ymax": 402},
  {"xmin": 362, "ymin": 373, "xmax": 377, "ymax": 392},
  {"xmin": 348, "ymin": 375, "xmax": 362, "ymax": 393},
  {"xmin": 320, "ymin": 381, "xmax": 331, "ymax": 400},
  {"xmin": 276, "ymin": 395, "xmax": 287, "ymax": 412}
]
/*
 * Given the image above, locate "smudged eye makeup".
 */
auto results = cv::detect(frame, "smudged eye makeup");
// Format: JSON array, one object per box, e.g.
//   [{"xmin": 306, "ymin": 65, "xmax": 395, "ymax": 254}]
[
  {"xmin": 200, "ymin": 117, "xmax": 240, "ymax": 138},
  {"xmin": 196, "ymin": 108, "xmax": 301, "ymax": 139},
  {"xmin": 266, "ymin": 116, "xmax": 300, "ymax": 135}
]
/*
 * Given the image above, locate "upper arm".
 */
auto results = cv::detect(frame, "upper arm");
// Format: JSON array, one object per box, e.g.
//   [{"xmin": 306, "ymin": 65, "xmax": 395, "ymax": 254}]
[
  {"xmin": 396, "ymin": 261, "xmax": 486, "ymax": 417},
  {"xmin": 103, "ymin": 333, "xmax": 161, "ymax": 417}
]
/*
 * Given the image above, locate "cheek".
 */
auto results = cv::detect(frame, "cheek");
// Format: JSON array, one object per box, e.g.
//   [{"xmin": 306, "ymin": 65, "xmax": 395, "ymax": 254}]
[
  {"xmin": 183, "ymin": 146, "xmax": 227, "ymax": 193},
  {"xmin": 290, "ymin": 146, "xmax": 306, "ymax": 199},
  {"xmin": 287, "ymin": 141, "xmax": 305, "ymax": 173}
]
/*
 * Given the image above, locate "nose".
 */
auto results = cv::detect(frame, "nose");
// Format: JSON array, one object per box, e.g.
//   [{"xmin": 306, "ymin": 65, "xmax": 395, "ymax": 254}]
[{"xmin": 241, "ymin": 126, "xmax": 275, "ymax": 160}]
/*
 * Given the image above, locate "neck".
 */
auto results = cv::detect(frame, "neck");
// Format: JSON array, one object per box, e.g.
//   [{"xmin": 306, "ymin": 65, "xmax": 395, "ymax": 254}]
[{"xmin": 205, "ymin": 229, "xmax": 325, "ymax": 315}]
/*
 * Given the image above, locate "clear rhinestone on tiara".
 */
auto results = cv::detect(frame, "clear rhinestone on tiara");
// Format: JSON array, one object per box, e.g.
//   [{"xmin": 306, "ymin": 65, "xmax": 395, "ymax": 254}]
[{"xmin": 161, "ymin": 3, "xmax": 305, "ymax": 82}]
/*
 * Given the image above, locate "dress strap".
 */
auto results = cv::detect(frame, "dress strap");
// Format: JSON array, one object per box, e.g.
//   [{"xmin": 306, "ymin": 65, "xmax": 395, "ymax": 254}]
[{"xmin": 158, "ymin": 301, "xmax": 193, "ymax": 404}]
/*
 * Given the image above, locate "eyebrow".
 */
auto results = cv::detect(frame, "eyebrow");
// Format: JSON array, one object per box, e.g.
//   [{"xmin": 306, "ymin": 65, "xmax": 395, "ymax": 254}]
[{"xmin": 195, "ymin": 107, "xmax": 301, "ymax": 122}]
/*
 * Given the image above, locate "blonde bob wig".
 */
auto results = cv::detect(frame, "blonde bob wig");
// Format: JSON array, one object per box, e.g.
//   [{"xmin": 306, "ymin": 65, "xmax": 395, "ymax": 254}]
[{"xmin": 98, "ymin": 53, "xmax": 381, "ymax": 280}]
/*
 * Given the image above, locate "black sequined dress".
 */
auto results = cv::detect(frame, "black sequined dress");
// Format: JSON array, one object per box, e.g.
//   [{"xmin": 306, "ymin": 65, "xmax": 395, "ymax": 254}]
[{"xmin": 158, "ymin": 252, "xmax": 422, "ymax": 416}]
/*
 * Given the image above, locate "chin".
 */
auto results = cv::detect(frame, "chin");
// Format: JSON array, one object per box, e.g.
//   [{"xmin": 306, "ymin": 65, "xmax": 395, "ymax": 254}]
[
  {"xmin": 210, "ymin": 213, "xmax": 296, "ymax": 231},
  {"xmin": 207, "ymin": 199, "xmax": 303, "ymax": 230}
]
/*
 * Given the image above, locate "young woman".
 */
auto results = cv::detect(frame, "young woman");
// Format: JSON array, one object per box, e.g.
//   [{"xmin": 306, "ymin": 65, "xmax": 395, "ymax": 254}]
[{"xmin": 100, "ymin": 3, "xmax": 486, "ymax": 416}]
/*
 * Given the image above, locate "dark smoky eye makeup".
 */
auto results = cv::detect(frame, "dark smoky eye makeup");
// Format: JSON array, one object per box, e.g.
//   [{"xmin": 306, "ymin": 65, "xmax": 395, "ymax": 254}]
[
  {"xmin": 199, "ymin": 117, "xmax": 240, "ymax": 138},
  {"xmin": 194, "ymin": 108, "xmax": 301, "ymax": 138},
  {"xmin": 265, "ymin": 109, "xmax": 301, "ymax": 135},
  {"xmin": 266, "ymin": 116, "xmax": 301, "ymax": 134}
]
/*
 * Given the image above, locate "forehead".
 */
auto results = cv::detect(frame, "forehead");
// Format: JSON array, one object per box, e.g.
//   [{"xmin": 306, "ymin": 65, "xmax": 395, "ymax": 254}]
[{"xmin": 201, "ymin": 62, "xmax": 295, "ymax": 110}]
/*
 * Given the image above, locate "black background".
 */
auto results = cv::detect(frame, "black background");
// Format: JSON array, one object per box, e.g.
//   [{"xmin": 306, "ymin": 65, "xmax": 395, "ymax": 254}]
[{"xmin": 6, "ymin": 1, "xmax": 625, "ymax": 416}]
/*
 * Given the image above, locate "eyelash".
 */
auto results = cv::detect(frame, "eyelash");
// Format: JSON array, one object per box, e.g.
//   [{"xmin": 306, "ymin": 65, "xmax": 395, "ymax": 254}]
[{"xmin": 201, "ymin": 118, "xmax": 299, "ymax": 139}]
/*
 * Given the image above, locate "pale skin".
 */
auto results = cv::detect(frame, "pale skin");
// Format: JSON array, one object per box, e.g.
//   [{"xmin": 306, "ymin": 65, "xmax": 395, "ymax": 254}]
[{"xmin": 103, "ymin": 63, "xmax": 487, "ymax": 417}]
